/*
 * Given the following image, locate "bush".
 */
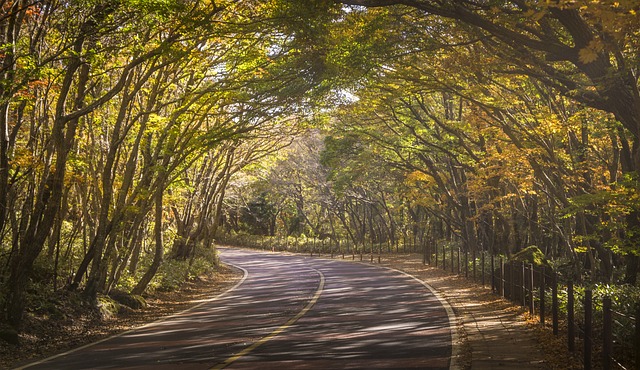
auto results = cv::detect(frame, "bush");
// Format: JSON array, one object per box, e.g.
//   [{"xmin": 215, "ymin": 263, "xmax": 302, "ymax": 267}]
[
  {"xmin": 553, "ymin": 282, "xmax": 640, "ymax": 358},
  {"xmin": 154, "ymin": 252, "xmax": 219, "ymax": 292},
  {"xmin": 510, "ymin": 246, "xmax": 550, "ymax": 267}
]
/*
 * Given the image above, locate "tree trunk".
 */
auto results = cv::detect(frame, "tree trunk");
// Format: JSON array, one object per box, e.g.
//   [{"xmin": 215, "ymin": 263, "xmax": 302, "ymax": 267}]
[
  {"xmin": 131, "ymin": 176, "xmax": 165, "ymax": 295},
  {"xmin": 1, "ymin": 33, "xmax": 89, "ymax": 328},
  {"xmin": 623, "ymin": 210, "xmax": 640, "ymax": 284}
]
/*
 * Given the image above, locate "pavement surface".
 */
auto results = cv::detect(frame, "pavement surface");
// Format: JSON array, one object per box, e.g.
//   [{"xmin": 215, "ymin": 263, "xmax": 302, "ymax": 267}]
[
  {"xmin": 431, "ymin": 277, "xmax": 549, "ymax": 369},
  {"xmin": 17, "ymin": 248, "xmax": 455, "ymax": 369},
  {"xmin": 373, "ymin": 254, "xmax": 551, "ymax": 369}
]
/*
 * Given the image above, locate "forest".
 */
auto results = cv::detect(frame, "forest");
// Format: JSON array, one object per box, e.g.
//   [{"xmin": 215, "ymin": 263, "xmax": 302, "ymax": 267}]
[{"xmin": 1, "ymin": 0, "xmax": 640, "ymax": 349}]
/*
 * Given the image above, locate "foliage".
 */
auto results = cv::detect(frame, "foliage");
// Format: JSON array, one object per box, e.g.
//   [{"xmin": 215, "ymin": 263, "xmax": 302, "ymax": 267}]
[
  {"xmin": 565, "ymin": 174, "xmax": 640, "ymax": 255},
  {"xmin": 554, "ymin": 282, "xmax": 640, "ymax": 356},
  {"xmin": 153, "ymin": 255, "xmax": 218, "ymax": 292},
  {"xmin": 2, "ymin": 0, "xmax": 640, "ymax": 342},
  {"xmin": 510, "ymin": 246, "xmax": 551, "ymax": 268},
  {"xmin": 0, "ymin": 0, "xmax": 315, "ymax": 331}
]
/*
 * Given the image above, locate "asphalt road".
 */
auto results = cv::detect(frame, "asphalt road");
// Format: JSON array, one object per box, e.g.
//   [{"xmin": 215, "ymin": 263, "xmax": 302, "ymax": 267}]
[{"xmin": 18, "ymin": 248, "xmax": 454, "ymax": 369}]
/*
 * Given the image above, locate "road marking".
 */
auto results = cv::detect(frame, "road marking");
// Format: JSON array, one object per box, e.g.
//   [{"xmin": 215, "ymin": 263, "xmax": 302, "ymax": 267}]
[
  {"xmin": 382, "ymin": 265, "xmax": 462, "ymax": 370},
  {"xmin": 210, "ymin": 267, "xmax": 325, "ymax": 370},
  {"xmin": 15, "ymin": 263, "xmax": 249, "ymax": 370}
]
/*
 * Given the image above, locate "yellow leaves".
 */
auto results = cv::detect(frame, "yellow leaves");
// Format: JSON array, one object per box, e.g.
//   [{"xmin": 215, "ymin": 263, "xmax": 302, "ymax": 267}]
[
  {"xmin": 147, "ymin": 113, "xmax": 168, "ymax": 132},
  {"xmin": 578, "ymin": 39, "xmax": 604, "ymax": 64},
  {"xmin": 406, "ymin": 170, "xmax": 432, "ymax": 184},
  {"xmin": 403, "ymin": 170, "xmax": 439, "ymax": 207},
  {"xmin": 12, "ymin": 147, "xmax": 40, "ymax": 171},
  {"xmin": 575, "ymin": 2, "xmax": 639, "ymax": 43},
  {"xmin": 574, "ymin": 245, "xmax": 589, "ymax": 254}
]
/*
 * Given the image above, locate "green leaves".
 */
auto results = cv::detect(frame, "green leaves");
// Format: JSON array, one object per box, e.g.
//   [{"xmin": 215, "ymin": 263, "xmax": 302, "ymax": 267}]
[{"xmin": 124, "ymin": 0, "xmax": 188, "ymax": 19}]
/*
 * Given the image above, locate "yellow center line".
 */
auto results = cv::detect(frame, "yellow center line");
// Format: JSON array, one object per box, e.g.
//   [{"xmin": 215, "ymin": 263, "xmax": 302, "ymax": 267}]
[{"xmin": 210, "ymin": 267, "xmax": 326, "ymax": 370}]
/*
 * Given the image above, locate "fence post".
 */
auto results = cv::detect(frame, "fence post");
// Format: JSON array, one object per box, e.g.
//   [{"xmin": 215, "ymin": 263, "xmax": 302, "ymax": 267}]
[
  {"xmin": 552, "ymin": 273, "xmax": 558, "ymax": 335},
  {"xmin": 522, "ymin": 262, "xmax": 526, "ymax": 307},
  {"xmin": 585, "ymin": 289, "xmax": 593, "ymax": 370},
  {"xmin": 465, "ymin": 248, "xmax": 469, "ymax": 278},
  {"xmin": 603, "ymin": 296, "xmax": 612, "ymax": 370},
  {"xmin": 443, "ymin": 243, "xmax": 446, "ymax": 270},
  {"xmin": 500, "ymin": 257, "xmax": 505, "ymax": 297},
  {"xmin": 529, "ymin": 264, "xmax": 535, "ymax": 315},
  {"xmin": 635, "ymin": 303, "xmax": 640, "ymax": 369},
  {"xmin": 568, "ymin": 281, "xmax": 575, "ymax": 352},
  {"xmin": 540, "ymin": 267, "xmax": 545, "ymax": 326},
  {"xmin": 450, "ymin": 245, "xmax": 454, "ymax": 273},
  {"xmin": 491, "ymin": 253, "xmax": 495, "ymax": 293},
  {"xmin": 481, "ymin": 251, "xmax": 484, "ymax": 287}
]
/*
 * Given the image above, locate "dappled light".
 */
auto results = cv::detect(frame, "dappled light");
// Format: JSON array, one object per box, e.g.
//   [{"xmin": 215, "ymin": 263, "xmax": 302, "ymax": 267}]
[
  {"xmin": 2, "ymin": 2, "xmax": 639, "ymax": 369},
  {"xmin": 19, "ymin": 249, "xmax": 451, "ymax": 369}
]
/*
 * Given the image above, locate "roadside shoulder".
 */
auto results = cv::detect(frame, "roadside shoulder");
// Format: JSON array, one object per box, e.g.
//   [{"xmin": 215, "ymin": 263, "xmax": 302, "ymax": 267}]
[{"xmin": 376, "ymin": 256, "xmax": 550, "ymax": 370}]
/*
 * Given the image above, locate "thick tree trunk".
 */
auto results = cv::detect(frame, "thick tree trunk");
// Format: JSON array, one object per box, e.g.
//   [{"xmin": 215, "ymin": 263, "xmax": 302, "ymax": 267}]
[
  {"xmin": 131, "ymin": 178, "xmax": 165, "ymax": 295},
  {"xmin": 2, "ymin": 34, "xmax": 88, "ymax": 327},
  {"xmin": 624, "ymin": 255, "xmax": 639, "ymax": 285},
  {"xmin": 0, "ymin": 1, "xmax": 25, "ymax": 237},
  {"xmin": 623, "ymin": 210, "xmax": 640, "ymax": 284},
  {"xmin": 0, "ymin": 103, "xmax": 10, "ymax": 236}
]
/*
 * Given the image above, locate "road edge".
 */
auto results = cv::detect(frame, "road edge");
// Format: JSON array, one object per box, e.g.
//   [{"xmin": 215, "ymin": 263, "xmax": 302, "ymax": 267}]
[
  {"xmin": 374, "ymin": 265, "xmax": 464, "ymax": 370},
  {"xmin": 304, "ymin": 252, "xmax": 464, "ymax": 370},
  {"xmin": 14, "ymin": 263, "xmax": 249, "ymax": 370}
]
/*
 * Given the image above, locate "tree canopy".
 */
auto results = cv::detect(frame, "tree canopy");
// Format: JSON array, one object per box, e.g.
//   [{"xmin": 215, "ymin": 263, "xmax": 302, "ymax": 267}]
[{"xmin": 1, "ymin": 0, "xmax": 640, "ymax": 336}]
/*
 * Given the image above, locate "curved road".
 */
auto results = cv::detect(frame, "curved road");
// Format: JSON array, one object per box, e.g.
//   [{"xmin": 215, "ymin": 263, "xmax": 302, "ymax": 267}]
[{"xmin": 18, "ymin": 248, "xmax": 454, "ymax": 369}]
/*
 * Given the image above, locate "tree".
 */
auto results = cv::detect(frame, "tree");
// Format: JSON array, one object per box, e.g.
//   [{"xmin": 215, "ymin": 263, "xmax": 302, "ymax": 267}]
[
  {"xmin": 0, "ymin": 0, "xmax": 327, "ymax": 331},
  {"xmin": 3, "ymin": 1, "xmax": 142, "ymax": 328},
  {"xmin": 334, "ymin": 0, "xmax": 640, "ymax": 282}
]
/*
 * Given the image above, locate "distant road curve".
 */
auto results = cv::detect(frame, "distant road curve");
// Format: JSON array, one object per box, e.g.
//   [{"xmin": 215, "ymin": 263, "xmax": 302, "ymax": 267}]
[{"xmin": 18, "ymin": 248, "xmax": 455, "ymax": 370}]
